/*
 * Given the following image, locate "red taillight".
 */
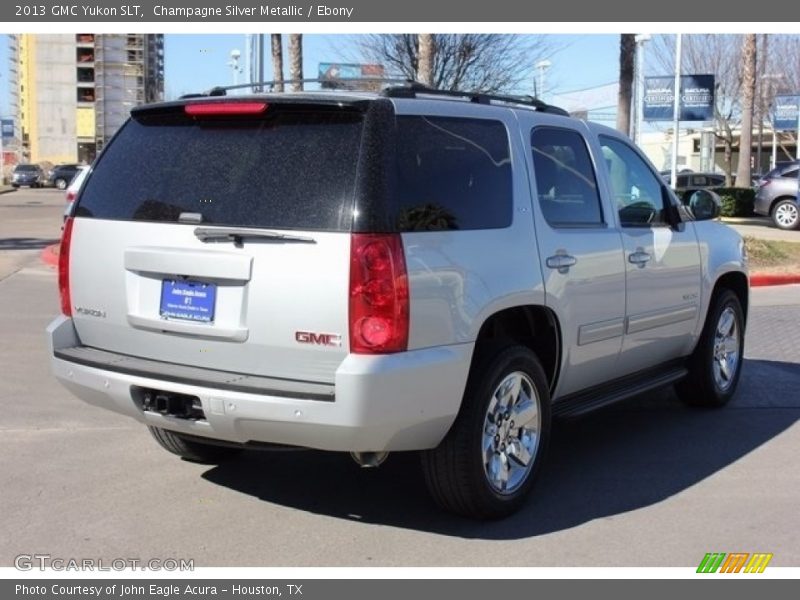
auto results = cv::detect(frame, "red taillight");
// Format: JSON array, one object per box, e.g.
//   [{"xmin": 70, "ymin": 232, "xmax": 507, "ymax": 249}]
[
  {"xmin": 349, "ymin": 234, "xmax": 409, "ymax": 354},
  {"xmin": 58, "ymin": 217, "xmax": 74, "ymax": 316},
  {"xmin": 65, "ymin": 190, "xmax": 76, "ymax": 202},
  {"xmin": 184, "ymin": 102, "xmax": 268, "ymax": 116}
]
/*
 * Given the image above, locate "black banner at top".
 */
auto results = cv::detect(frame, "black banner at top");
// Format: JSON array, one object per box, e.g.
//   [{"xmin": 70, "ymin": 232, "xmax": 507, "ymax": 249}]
[{"xmin": 1, "ymin": 0, "xmax": 795, "ymax": 22}]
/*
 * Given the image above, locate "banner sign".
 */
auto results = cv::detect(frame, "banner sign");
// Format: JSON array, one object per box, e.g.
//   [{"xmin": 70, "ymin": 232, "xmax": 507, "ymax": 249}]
[
  {"xmin": 773, "ymin": 95, "xmax": 800, "ymax": 131},
  {"xmin": 1, "ymin": 119, "xmax": 13, "ymax": 139},
  {"xmin": 643, "ymin": 74, "xmax": 715, "ymax": 121},
  {"xmin": 319, "ymin": 63, "xmax": 385, "ymax": 89}
]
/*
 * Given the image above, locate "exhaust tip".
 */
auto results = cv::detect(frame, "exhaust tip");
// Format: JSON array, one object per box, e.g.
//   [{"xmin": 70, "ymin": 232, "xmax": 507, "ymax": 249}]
[{"xmin": 350, "ymin": 451, "xmax": 389, "ymax": 468}]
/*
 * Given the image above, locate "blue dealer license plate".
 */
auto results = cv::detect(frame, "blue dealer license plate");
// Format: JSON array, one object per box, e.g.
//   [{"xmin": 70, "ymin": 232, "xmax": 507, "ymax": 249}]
[{"xmin": 159, "ymin": 280, "xmax": 216, "ymax": 323}]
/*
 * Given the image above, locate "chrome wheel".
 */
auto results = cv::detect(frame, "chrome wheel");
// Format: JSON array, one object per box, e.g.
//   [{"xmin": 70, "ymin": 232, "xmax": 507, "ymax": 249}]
[
  {"xmin": 482, "ymin": 371, "xmax": 540, "ymax": 495},
  {"xmin": 774, "ymin": 201, "xmax": 799, "ymax": 229},
  {"xmin": 712, "ymin": 306, "xmax": 740, "ymax": 392}
]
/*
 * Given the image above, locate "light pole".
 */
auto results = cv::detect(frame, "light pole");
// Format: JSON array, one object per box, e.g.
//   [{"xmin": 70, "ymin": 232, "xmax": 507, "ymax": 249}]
[
  {"xmin": 228, "ymin": 48, "xmax": 242, "ymax": 87},
  {"xmin": 633, "ymin": 34, "xmax": 651, "ymax": 145},
  {"xmin": 535, "ymin": 60, "xmax": 552, "ymax": 102},
  {"xmin": 670, "ymin": 33, "xmax": 682, "ymax": 190}
]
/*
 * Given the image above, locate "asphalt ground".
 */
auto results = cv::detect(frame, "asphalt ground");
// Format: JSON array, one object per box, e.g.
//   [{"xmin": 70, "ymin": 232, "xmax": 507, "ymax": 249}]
[{"xmin": 1, "ymin": 187, "xmax": 798, "ymax": 567}]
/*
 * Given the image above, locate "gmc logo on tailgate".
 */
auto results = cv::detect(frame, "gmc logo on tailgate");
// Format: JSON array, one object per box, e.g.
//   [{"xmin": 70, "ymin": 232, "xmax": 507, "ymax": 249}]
[{"xmin": 295, "ymin": 331, "xmax": 342, "ymax": 347}]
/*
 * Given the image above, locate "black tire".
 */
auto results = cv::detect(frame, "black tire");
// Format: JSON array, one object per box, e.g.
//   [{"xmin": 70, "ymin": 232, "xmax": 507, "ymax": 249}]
[
  {"xmin": 421, "ymin": 345, "xmax": 551, "ymax": 519},
  {"xmin": 55, "ymin": 178, "xmax": 67, "ymax": 190},
  {"xmin": 771, "ymin": 199, "xmax": 800, "ymax": 230},
  {"xmin": 148, "ymin": 426, "xmax": 242, "ymax": 463},
  {"xmin": 676, "ymin": 289, "xmax": 744, "ymax": 407},
  {"xmin": 11, "ymin": 184, "xmax": 19, "ymax": 188}
]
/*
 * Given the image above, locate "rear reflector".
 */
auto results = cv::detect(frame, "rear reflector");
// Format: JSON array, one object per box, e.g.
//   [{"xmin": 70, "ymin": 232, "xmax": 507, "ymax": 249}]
[
  {"xmin": 349, "ymin": 234, "xmax": 409, "ymax": 354},
  {"xmin": 184, "ymin": 102, "xmax": 268, "ymax": 116},
  {"xmin": 59, "ymin": 217, "xmax": 74, "ymax": 316}
]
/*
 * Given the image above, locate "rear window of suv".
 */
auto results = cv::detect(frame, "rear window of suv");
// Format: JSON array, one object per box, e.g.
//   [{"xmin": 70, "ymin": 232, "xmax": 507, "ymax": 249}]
[{"xmin": 75, "ymin": 104, "xmax": 365, "ymax": 231}]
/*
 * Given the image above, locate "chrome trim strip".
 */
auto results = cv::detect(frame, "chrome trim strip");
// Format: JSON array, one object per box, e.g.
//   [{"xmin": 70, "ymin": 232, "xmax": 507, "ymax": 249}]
[
  {"xmin": 626, "ymin": 304, "xmax": 698, "ymax": 335},
  {"xmin": 578, "ymin": 317, "xmax": 625, "ymax": 346}
]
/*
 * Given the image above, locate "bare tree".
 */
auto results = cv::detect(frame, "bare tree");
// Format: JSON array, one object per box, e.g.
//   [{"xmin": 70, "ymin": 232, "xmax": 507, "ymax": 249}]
[
  {"xmin": 652, "ymin": 34, "xmax": 744, "ymax": 184},
  {"xmin": 353, "ymin": 34, "xmax": 552, "ymax": 93},
  {"xmin": 417, "ymin": 34, "xmax": 434, "ymax": 86},
  {"xmin": 271, "ymin": 34, "xmax": 284, "ymax": 92},
  {"xmin": 616, "ymin": 34, "xmax": 636, "ymax": 135},
  {"xmin": 736, "ymin": 35, "xmax": 757, "ymax": 187},
  {"xmin": 289, "ymin": 34, "xmax": 303, "ymax": 91}
]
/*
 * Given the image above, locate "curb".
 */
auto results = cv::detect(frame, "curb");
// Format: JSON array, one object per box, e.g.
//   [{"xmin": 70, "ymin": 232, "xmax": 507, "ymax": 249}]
[
  {"xmin": 0, "ymin": 187, "xmax": 18, "ymax": 195},
  {"xmin": 750, "ymin": 273, "xmax": 800, "ymax": 287},
  {"xmin": 41, "ymin": 243, "xmax": 59, "ymax": 267},
  {"xmin": 39, "ymin": 243, "xmax": 800, "ymax": 287}
]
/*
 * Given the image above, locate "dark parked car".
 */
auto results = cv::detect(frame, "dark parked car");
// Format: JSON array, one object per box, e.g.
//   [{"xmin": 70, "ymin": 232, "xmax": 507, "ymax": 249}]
[
  {"xmin": 48, "ymin": 164, "xmax": 82, "ymax": 190},
  {"xmin": 11, "ymin": 164, "xmax": 45, "ymax": 188},
  {"xmin": 754, "ymin": 161, "xmax": 800, "ymax": 230},
  {"xmin": 673, "ymin": 172, "xmax": 725, "ymax": 193}
]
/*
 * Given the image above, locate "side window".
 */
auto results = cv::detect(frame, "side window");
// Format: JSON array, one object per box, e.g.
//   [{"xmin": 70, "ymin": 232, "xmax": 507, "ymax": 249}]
[
  {"xmin": 530, "ymin": 127, "xmax": 603, "ymax": 226},
  {"xmin": 782, "ymin": 167, "xmax": 799, "ymax": 179},
  {"xmin": 600, "ymin": 136, "xmax": 666, "ymax": 227},
  {"xmin": 394, "ymin": 116, "xmax": 512, "ymax": 231}
]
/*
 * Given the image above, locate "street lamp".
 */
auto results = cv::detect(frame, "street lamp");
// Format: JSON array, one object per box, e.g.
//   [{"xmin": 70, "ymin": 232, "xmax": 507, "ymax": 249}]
[
  {"xmin": 633, "ymin": 34, "xmax": 651, "ymax": 145},
  {"xmin": 535, "ymin": 60, "xmax": 552, "ymax": 101},
  {"xmin": 228, "ymin": 48, "xmax": 242, "ymax": 87}
]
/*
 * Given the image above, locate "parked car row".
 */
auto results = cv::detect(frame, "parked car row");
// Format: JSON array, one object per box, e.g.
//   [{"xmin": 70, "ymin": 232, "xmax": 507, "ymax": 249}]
[
  {"xmin": 9, "ymin": 163, "xmax": 86, "ymax": 189},
  {"xmin": 754, "ymin": 160, "xmax": 800, "ymax": 230}
]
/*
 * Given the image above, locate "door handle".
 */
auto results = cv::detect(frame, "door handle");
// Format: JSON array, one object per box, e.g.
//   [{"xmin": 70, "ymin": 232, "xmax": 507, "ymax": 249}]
[
  {"xmin": 628, "ymin": 248, "xmax": 651, "ymax": 267},
  {"xmin": 546, "ymin": 254, "xmax": 578, "ymax": 274}
]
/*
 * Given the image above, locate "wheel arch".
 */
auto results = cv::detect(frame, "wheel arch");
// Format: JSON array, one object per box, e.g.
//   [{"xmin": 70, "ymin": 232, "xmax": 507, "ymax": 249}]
[{"xmin": 471, "ymin": 305, "xmax": 562, "ymax": 393}]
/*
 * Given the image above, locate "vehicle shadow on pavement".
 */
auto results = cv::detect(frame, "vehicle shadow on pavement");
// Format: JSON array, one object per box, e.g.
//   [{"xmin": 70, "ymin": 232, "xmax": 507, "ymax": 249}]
[
  {"xmin": 0, "ymin": 237, "xmax": 60, "ymax": 251},
  {"xmin": 202, "ymin": 358, "xmax": 799, "ymax": 539}
]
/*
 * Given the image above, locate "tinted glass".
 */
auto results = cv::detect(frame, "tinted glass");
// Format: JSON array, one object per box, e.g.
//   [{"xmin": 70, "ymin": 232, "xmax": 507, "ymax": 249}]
[
  {"xmin": 393, "ymin": 116, "xmax": 512, "ymax": 231},
  {"xmin": 531, "ymin": 127, "xmax": 603, "ymax": 226},
  {"xmin": 600, "ymin": 136, "xmax": 666, "ymax": 226},
  {"xmin": 75, "ymin": 107, "xmax": 364, "ymax": 231},
  {"xmin": 15, "ymin": 165, "xmax": 39, "ymax": 172},
  {"xmin": 781, "ymin": 167, "xmax": 799, "ymax": 179}
]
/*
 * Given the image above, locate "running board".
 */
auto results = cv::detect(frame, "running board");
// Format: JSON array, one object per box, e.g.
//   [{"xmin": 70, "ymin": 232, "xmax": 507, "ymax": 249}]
[{"xmin": 552, "ymin": 362, "xmax": 688, "ymax": 419}]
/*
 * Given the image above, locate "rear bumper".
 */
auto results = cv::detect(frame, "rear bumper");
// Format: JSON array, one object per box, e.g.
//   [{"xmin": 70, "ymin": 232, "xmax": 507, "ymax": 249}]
[
  {"xmin": 48, "ymin": 316, "xmax": 472, "ymax": 452},
  {"xmin": 753, "ymin": 192, "xmax": 771, "ymax": 216}
]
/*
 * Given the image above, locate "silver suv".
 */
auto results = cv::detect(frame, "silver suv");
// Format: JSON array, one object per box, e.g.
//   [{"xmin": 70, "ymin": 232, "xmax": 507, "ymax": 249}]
[{"xmin": 48, "ymin": 86, "xmax": 749, "ymax": 519}]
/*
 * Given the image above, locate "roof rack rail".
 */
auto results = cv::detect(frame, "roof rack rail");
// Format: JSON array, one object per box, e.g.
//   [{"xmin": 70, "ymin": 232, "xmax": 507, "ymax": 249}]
[
  {"xmin": 381, "ymin": 86, "xmax": 570, "ymax": 116},
  {"xmin": 179, "ymin": 77, "xmax": 421, "ymax": 98}
]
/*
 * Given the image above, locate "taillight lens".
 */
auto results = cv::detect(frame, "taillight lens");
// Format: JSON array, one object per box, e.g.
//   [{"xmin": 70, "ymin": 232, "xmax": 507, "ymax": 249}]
[
  {"xmin": 65, "ymin": 190, "xmax": 76, "ymax": 202},
  {"xmin": 349, "ymin": 234, "xmax": 409, "ymax": 354},
  {"xmin": 59, "ymin": 217, "xmax": 74, "ymax": 316}
]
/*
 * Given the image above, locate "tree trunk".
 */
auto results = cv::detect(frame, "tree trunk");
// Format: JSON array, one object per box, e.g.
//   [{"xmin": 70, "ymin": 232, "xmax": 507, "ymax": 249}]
[
  {"xmin": 270, "ymin": 34, "xmax": 284, "ymax": 92},
  {"xmin": 724, "ymin": 140, "xmax": 733, "ymax": 186},
  {"xmin": 616, "ymin": 34, "xmax": 636, "ymax": 136},
  {"xmin": 418, "ymin": 34, "xmax": 434, "ymax": 87},
  {"xmin": 735, "ymin": 34, "xmax": 757, "ymax": 187},
  {"xmin": 289, "ymin": 34, "xmax": 303, "ymax": 91}
]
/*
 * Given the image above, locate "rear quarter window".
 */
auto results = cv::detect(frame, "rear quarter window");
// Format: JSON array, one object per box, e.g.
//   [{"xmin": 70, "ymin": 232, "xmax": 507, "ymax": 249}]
[{"xmin": 392, "ymin": 116, "xmax": 512, "ymax": 231}]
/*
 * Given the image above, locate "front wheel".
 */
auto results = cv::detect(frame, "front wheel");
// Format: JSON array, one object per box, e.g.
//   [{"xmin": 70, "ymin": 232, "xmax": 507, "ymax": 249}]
[
  {"xmin": 772, "ymin": 199, "xmax": 800, "ymax": 230},
  {"xmin": 421, "ymin": 345, "xmax": 551, "ymax": 519},
  {"xmin": 148, "ymin": 426, "xmax": 242, "ymax": 463},
  {"xmin": 676, "ymin": 289, "xmax": 744, "ymax": 407}
]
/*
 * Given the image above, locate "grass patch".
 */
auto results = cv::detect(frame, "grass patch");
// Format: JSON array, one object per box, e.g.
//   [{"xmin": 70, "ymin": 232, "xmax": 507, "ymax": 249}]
[{"xmin": 745, "ymin": 236, "xmax": 800, "ymax": 271}]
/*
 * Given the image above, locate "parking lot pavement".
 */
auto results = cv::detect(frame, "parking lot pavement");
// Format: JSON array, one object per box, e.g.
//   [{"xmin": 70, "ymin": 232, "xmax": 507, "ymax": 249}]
[
  {"xmin": 724, "ymin": 216, "xmax": 800, "ymax": 242},
  {"xmin": 0, "ymin": 262, "xmax": 798, "ymax": 567},
  {"xmin": 0, "ymin": 188, "xmax": 64, "ymax": 280}
]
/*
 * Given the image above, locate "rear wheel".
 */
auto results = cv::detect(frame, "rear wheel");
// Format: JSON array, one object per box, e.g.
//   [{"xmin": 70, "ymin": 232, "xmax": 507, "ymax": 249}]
[
  {"xmin": 676, "ymin": 289, "xmax": 744, "ymax": 407},
  {"xmin": 772, "ymin": 199, "xmax": 800, "ymax": 230},
  {"xmin": 148, "ymin": 426, "xmax": 242, "ymax": 463},
  {"xmin": 55, "ymin": 178, "xmax": 68, "ymax": 190},
  {"xmin": 421, "ymin": 345, "xmax": 551, "ymax": 519}
]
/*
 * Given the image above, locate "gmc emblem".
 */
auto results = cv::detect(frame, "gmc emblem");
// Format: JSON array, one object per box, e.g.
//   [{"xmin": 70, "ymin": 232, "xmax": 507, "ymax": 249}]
[{"xmin": 295, "ymin": 331, "xmax": 342, "ymax": 347}]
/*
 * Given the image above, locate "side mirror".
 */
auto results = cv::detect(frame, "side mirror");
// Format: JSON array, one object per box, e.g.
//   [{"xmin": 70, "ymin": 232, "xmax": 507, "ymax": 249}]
[{"xmin": 685, "ymin": 189, "xmax": 721, "ymax": 221}]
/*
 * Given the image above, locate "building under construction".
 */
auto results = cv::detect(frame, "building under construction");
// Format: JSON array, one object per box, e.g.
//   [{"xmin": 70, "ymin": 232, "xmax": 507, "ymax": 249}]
[{"xmin": 8, "ymin": 33, "xmax": 164, "ymax": 164}]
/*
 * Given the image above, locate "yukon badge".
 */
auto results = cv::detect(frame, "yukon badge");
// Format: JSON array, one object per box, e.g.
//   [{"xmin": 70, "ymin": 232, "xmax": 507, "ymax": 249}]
[
  {"xmin": 295, "ymin": 331, "xmax": 342, "ymax": 347},
  {"xmin": 75, "ymin": 307, "xmax": 107, "ymax": 318}
]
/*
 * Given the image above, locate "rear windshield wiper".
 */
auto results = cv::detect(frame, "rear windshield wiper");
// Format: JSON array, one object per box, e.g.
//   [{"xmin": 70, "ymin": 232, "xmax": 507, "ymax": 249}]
[{"xmin": 193, "ymin": 227, "xmax": 316, "ymax": 245}]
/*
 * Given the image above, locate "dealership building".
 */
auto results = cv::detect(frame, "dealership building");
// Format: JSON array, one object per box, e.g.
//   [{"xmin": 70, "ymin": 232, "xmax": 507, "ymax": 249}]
[{"xmin": 7, "ymin": 33, "xmax": 164, "ymax": 165}]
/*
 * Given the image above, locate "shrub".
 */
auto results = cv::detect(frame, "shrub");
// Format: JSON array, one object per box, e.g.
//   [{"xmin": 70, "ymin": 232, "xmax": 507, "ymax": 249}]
[{"xmin": 716, "ymin": 187, "xmax": 756, "ymax": 218}]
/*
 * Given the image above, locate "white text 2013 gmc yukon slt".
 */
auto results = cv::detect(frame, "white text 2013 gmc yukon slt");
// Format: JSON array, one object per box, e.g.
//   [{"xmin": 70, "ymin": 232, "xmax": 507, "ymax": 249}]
[{"xmin": 49, "ymin": 86, "xmax": 748, "ymax": 518}]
